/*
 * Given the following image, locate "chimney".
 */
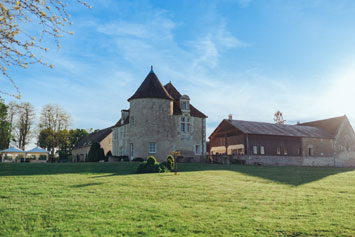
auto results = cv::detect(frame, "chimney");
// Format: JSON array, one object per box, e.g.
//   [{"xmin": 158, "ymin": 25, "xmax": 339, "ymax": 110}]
[{"xmin": 228, "ymin": 114, "xmax": 233, "ymax": 120}]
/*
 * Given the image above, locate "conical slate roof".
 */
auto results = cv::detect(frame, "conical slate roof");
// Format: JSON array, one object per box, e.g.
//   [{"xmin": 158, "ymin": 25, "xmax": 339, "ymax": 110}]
[{"xmin": 128, "ymin": 68, "xmax": 173, "ymax": 101}]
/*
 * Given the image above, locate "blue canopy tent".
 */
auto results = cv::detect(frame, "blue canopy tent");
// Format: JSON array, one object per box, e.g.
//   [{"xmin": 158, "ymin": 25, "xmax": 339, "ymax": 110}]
[
  {"xmin": 25, "ymin": 147, "xmax": 49, "ymax": 162},
  {"xmin": 0, "ymin": 147, "xmax": 25, "ymax": 162}
]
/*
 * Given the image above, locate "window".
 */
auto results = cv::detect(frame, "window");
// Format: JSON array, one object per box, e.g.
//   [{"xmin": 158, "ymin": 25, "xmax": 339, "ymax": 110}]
[
  {"xmin": 277, "ymin": 147, "xmax": 281, "ymax": 155},
  {"xmin": 130, "ymin": 143, "xmax": 134, "ymax": 160},
  {"xmin": 180, "ymin": 116, "xmax": 191, "ymax": 133},
  {"xmin": 186, "ymin": 118, "xmax": 190, "ymax": 133},
  {"xmin": 253, "ymin": 146, "xmax": 258, "ymax": 155},
  {"xmin": 195, "ymin": 145, "xmax": 200, "ymax": 155},
  {"xmin": 180, "ymin": 117, "xmax": 185, "ymax": 132},
  {"xmin": 260, "ymin": 146, "xmax": 265, "ymax": 155},
  {"xmin": 182, "ymin": 101, "xmax": 187, "ymax": 110},
  {"xmin": 149, "ymin": 143, "xmax": 156, "ymax": 154},
  {"xmin": 284, "ymin": 147, "xmax": 288, "ymax": 155},
  {"xmin": 308, "ymin": 147, "xmax": 313, "ymax": 156},
  {"xmin": 130, "ymin": 116, "xmax": 134, "ymax": 127},
  {"xmin": 297, "ymin": 147, "xmax": 301, "ymax": 156}
]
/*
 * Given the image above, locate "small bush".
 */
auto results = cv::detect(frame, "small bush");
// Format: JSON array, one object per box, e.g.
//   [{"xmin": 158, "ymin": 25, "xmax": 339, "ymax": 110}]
[
  {"xmin": 166, "ymin": 155, "xmax": 175, "ymax": 171},
  {"xmin": 136, "ymin": 161, "xmax": 169, "ymax": 174},
  {"xmin": 146, "ymin": 156, "xmax": 156, "ymax": 165},
  {"xmin": 133, "ymin": 157, "xmax": 144, "ymax": 162}
]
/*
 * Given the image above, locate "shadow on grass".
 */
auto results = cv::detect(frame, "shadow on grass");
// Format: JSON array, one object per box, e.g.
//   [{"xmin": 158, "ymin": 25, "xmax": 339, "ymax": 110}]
[
  {"xmin": 71, "ymin": 182, "xmax": 104, "ymax": 188},
  {"xmin": 176, "ymin": 163, "xmax": 354, "ymax": 186},
  {"xmin": 0, "ymin": 162, "xmax": 353, "ymax": 186}
]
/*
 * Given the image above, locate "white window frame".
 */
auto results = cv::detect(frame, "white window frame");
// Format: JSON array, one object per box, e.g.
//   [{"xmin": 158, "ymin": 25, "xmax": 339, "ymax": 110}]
[
  {"xmin": 149, "ymin": 143, "xmax": 156, "ymax": 154},
  {"xmin": 182, "ymin": 101, "xmax": 187, "ymax": 110},
  {"xmin": 253, "ymin": 146, "xmax": 258, "ymax": 155},
  {"xmin": 180, "ymin": 116, "xmax": 191, "ymax": 133},
  {"xmin": 130, "ymin": 143, "xmax": 134, "ymax": 160},
  {"xmin": 260, "ymin": 146, "xmax": 265, "ymax": 155}
]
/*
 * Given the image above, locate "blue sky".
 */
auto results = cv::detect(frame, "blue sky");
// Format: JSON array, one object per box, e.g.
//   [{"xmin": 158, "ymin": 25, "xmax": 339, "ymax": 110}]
[{"xmin": 1, "ymin": 0, "xmax": 355, "ymax": 138}]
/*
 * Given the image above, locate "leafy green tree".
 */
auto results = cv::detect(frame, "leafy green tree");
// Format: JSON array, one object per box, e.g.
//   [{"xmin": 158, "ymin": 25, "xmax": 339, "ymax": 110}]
[
  {"xmin": 37, "ymin": 104, "xmax": 71, "ymax": 155},
  {"xmin": 37, "ymin": 128, "xmax": 56, "ymax": 152},
  {"xmin": 69, "ymin": 129, "xmax": 89, "ymax": 150}
]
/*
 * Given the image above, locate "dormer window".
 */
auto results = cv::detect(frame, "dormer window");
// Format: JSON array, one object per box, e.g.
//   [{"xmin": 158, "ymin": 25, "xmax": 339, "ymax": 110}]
[{"xmin": 180, "ymin": 95, "xmax": 190, "ymax": 111}]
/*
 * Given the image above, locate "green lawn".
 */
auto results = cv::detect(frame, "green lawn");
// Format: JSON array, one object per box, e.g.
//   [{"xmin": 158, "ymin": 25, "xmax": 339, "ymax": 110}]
[{"xmin": 0, "ymin": 163, "xmax": 354, "ymax": 236}]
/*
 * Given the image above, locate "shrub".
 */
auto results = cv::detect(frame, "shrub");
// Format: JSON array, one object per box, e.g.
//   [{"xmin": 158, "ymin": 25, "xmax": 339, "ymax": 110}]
[
  {"xmin": 166, "ymin": 155, "xmax": 175, "ymax": 171},
  {"xmin": 133, "ymin": 157, "xmax": 144, "ymax": 162},
  {"xmin": 88, "ymin": 142, "xmax": 105, "ymax": 162},
  {"xmin": 146, "ymin": 156, "xmax": 156, "ymax": 165},
  {"xmin": 122, "ymin": 156, "xmax": 129, "ymax": 162},
  {"xmin": 136, "ymin": 160, "xmax": 169, "ymax": 174}
]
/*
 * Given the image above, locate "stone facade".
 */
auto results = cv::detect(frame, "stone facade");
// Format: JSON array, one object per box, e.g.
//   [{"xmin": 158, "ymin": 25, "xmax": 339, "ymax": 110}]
[{"xmin": 112, "ymin": 69, "xmax": 207, "ymax": 162}]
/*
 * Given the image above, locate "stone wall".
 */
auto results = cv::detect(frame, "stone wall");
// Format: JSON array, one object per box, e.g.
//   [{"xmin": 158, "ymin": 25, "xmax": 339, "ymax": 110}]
[
  {"xmin": 301, "ymin": 137, "xmax": 334, "ymax": 157},
  {"xmin": 240, "ymin": 155, "xmax": 335, "ymax": 167}
]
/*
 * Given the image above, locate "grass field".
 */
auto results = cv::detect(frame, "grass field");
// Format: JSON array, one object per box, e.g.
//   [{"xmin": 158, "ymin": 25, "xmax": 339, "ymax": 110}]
[{"xmin": 0, "ymin": 163, "xmax": 354, "ymax": 236}]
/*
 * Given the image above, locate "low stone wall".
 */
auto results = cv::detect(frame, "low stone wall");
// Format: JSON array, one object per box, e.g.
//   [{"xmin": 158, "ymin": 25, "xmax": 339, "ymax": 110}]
[{"xmin": 239, "ymin": 155, "xmax": 335, "ymax": 167}]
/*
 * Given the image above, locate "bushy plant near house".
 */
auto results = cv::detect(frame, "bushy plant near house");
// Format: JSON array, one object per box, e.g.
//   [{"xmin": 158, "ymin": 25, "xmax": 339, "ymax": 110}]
[
  {"xmin": 147, "ymin": 156, "xmax": 156, "ymax": 165},
  {"xmin": 166, "ymin": 155, "xmax": 175, "ymax": 171},
  {"xmin": 88, "ymin": 143, "xmax": 105, "ymax": 162},
  {"xmin": 136, "ymin": 156, "xmax": 169, "ymax": 174}
]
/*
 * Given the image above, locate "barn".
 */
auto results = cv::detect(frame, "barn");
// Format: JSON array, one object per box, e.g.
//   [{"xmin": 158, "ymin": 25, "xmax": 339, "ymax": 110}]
[{"xmin": 209, "ymin": 115, "xmax": 355, "ymax": 167}]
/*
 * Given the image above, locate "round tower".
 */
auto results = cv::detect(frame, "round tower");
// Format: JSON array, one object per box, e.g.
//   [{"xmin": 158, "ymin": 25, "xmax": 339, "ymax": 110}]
[{"xmin": 127, "ymin": 67, "xmax": 175, "ymax": 161}]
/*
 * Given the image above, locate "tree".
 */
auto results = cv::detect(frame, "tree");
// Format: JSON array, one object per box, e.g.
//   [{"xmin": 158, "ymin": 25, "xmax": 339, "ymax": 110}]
[
  {"xmin": 37, "ymin": 104, "xmax": 71, "ymax": 155},
  {"xmin": 87, "ymin": 142, "xmax": 105, "ymax": 162},
  {"xmin": 6, "ymin": 101, "xmax": 18, "ymax": 147},
  {"xmin": 0, "ymin": 97, "xmax": 11, "ymax": 150},
  {"xmin": 274, "ymin": 110, "xmax": 286, "ymax": 124},
  {"xmin": 12, "ymin": 102, "xmax": 35, "ymax": 150},
  {"xmin": 0, "ymin": 1, "xmax": 90, "ymax": 98},
  {"xmin": 69, "ymin": 129, "xmax": 88, "ymax": 150},
  {"xmin": 37, "ymin": 128, "xmax": 56, "ymax": 153}
]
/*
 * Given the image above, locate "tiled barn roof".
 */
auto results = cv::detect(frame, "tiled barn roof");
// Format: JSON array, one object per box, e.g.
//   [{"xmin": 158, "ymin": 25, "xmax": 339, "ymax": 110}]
[
  {"xmin": 227, "ymin": 120, "xmax": 333, "ymax": 138},
  {"xmin": 298, "ymin": 115, "xmax": 347, "ymax": 137}
]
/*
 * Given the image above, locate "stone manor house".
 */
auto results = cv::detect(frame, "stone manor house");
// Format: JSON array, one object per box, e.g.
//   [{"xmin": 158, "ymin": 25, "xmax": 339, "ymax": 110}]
[
  {"xmin": 72, "ymin": 67, "xmax": 354, "ymax": 167},
  {"xmin": 111, "ymin": 67, "xmax": 207, "ymax": 162}
]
